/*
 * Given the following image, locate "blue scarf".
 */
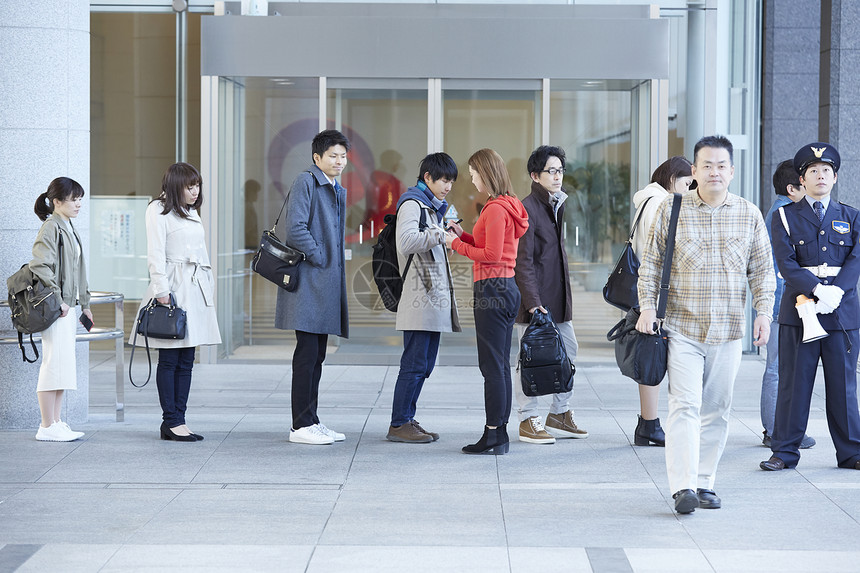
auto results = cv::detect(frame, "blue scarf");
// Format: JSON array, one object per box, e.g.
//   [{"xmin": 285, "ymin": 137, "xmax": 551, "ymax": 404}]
[{"xmin": 396, "ymin": 180, "xmax": 447, "ymax": 223}]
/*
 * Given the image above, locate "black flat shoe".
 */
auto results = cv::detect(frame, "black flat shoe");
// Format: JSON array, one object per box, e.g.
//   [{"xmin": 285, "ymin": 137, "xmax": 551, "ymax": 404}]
[
  {"xmin": 462, "ymin": 425, "xmax": 509, "ymax": 455},
  {"xmin": 696, "ymin": 488, "xmax": 721, "ymax": 509},
  {"xmin": 160, "ymin": 423, "xmax": 197, "ymax": 442},
  {"xmin": 189, "ymin": 432, "xmax": 204, "ymax": 441},
  {"xmin": 673, "ymin": 489, "xmax": 698, "ymax": 514}
]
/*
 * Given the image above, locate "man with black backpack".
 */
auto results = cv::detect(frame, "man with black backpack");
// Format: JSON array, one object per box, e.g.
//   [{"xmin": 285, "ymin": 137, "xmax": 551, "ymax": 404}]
[
  {"xmin": 385, "ymin": 153, "xmax": 461, "ymax": 443},
  {"xmin": 513, "ymin": 146, "xmax": 588, "ymax": 445}
]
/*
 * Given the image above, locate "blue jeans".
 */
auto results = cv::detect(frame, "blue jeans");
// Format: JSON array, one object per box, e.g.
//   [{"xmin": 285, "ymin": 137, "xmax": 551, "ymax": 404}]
[
  {"xmin": 156, "ymin": 347, "xmax": 195, "ymax": 427},
  {"xmin": 760, "ymin": 318, "xmax": 779, "ymax": 436},
  {"xmin": 391, "ymin": 331, "xmax": 440, "ymax": 427}
]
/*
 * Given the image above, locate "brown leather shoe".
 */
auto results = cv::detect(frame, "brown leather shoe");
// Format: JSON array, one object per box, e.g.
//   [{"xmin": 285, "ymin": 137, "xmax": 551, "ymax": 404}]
[
  {"xmin": 387, "ymin": 422, "xmax": 432, "ymax": 443},
  {"xmin": 412, "ymin": 420, "xmax": 439, "ymax": 441},
  {"xmin": 760, "ymin": 456, "xmax": 786, "ymax": 471}
]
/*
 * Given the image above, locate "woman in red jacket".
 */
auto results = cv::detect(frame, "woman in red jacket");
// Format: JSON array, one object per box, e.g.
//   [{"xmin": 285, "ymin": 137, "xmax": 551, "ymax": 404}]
[{"xmin": 446, "ymin": 148, "xmax": 529, "ymax": 454}]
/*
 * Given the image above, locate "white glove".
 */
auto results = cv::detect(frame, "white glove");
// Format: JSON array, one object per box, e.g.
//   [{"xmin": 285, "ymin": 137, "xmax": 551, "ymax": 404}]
[
  {"xmin": 816, "ymin": 300, "xmax": 836, "ymax": 315},
  {"xmin": 814, "ymin": 284, "xmax": 844, "ymax": 311}
]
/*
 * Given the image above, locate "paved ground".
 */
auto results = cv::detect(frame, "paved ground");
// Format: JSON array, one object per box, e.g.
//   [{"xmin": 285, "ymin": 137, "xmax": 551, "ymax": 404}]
[{"xmin": 2, "ymin": 347, "xmax": 860, "ymax": 572}]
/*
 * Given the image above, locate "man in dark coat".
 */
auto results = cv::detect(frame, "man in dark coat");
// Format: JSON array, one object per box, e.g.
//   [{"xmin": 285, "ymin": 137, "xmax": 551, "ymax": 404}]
[
  {"xmin": 275, "ymin": 129, "xmax": 350, "ymax": 445},
  {"xmin": 513, "ymin": 145, "xmax": 588, "ymax": 444},
  {"xmin": 762, "ymin": 142, "xmax": 860, "ymax": 471}
]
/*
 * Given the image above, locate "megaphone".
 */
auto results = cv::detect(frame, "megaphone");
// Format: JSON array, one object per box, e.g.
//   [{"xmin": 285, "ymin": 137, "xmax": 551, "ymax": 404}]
[{"xmin": 796, "ymin": 294, "xmax": 829, "ymax": 343}]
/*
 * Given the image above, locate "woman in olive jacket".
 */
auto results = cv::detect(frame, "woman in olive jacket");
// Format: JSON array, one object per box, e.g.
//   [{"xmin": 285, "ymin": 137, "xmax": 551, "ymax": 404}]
[
  {"xmin": 131, "ymin": 163, "xmax": 221, "ymax": 442},
  {"xmin": 29, "ymin": 177, "xmax": 91, "ymax": 442}
]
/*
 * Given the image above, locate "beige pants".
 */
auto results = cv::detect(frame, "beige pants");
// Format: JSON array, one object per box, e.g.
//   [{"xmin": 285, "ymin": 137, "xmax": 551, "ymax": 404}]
[{"xmin": 37, "ymin": 310, "xmax": 78, "ymax": 391}]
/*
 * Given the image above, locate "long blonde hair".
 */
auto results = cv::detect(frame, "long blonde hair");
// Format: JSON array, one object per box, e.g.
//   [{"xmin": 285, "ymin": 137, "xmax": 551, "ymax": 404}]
[{"xmin": 469, "ymin": 148, "xmax": 514, "ymax": 198}]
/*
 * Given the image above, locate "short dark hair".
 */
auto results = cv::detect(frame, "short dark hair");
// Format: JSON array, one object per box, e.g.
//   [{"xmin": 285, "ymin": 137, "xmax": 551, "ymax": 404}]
[
  {"xmin": 650, "ymin": 156, "xmax": 692, "ymax": 191},
  {"xmin": 312, "ymin": 129, "xmax": 350, "ymax": 159},
  {"xmin": 527, "ymin": 145, "xmax": 566, "ymax": 176},
  {"xmin": 158, "ymin": 162, "xmax": 203, "ymax": 219},
  {"xmin": 773, "ymin": 159, "xmax": 800, "ymax": 196},
  {"xmin": 693, "ymin": 135, "xmax": 734, "ymax": 165},
  {"xmin": 34, "ymin": 177, "xmax": 85, "ymax": 222},
  {"xmin": 418, "ymin": 152, "xmax": 458, "ymax": 183}
]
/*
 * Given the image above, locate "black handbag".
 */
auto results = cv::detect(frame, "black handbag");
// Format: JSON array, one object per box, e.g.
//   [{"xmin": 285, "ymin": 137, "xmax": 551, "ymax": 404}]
[
  {"xmin": 603, "ymin": 197, "xmax": 652, "ymax": 311},
  {"xmin": 252, "ymin": 229, "xmax": 304, "ymax": 292},
  {"xmin": 251, "ymin": 178, "xmax": 313, "ymax": 292},
  {"xmin": 518, "ymin": 309, "xmax": 575, "ymax": 397},
  {"xmin": 606, "ymin": 193, "xmax": 681, "ymax": 386},
  {"xmin": 128, "ymin": 293, "xmax": 187, "ymax": 387}
]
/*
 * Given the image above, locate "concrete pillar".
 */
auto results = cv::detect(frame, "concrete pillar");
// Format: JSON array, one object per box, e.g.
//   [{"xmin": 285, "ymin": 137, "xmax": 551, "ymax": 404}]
[
  {"xmin": 685, "ymin": 1, "xmax": 706, "ymax": 158},
  {"xmin": 820, "ymin": 0, "xmax": 860, "ymax": 206},
  {"xmin": 0, "ymin": 1, "xmax": 90, "ymax": 429},
  {"xmin": 760, "ymin": 0, "xmax": 820, "ymax": 207}
]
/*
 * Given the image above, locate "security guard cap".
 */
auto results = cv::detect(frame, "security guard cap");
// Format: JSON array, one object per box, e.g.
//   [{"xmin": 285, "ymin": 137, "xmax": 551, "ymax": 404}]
[{"xmin": 794, "ymin": 142, "xmax": 840, "ymax": 175}]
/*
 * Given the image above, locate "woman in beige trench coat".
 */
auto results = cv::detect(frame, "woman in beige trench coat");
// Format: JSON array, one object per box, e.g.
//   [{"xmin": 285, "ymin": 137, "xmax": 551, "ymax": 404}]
[{"xmin": 130, "ymin": 163, "xmax": 221, "ymax": 442}]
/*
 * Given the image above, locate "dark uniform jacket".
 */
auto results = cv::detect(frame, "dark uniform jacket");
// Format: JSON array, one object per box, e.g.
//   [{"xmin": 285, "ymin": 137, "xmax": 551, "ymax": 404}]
[
  {"xmin": 514, "ymin": 181, "xmax": 573, "ymax": 324},
  {"xmin": 772, "ymin": 198, "xmax": 860, "ymax": 330}
]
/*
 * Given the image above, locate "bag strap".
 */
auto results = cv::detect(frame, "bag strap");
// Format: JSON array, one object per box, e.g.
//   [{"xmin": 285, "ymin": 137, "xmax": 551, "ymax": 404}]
[
  {"xmin": 628, "ymin": 197, "xmax": 653, "ymax": 241},
  {"xmin": 17, "ymin": 332, "xmax": 39, "ymax": 363},
  {"xmin": 128, "ymin": 301, "xmax": 154, "ymax": 388},
  {"xmin": 397, "ymin": 200, "xmax": 427, "ymax": 282},
  {"xmin": 272, "ymin": 170, "xmax": 320, "ymax": 231},
  {"xmin": 778, "ymin": 206, "xmax": 790, "ymax": 237},
  {"xmin": 57, "ymin": 229, "xmax": 64, "ymax": 300},
  {"xmin": 656, "ymin": 193, "xmax": 682, "ymax": 320}
]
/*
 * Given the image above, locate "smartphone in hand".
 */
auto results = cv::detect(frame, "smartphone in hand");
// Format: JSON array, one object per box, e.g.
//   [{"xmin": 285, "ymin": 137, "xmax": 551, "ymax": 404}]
[{"xmin": 79, "ymin": 314, "xmax": 93, "ymax": 332}]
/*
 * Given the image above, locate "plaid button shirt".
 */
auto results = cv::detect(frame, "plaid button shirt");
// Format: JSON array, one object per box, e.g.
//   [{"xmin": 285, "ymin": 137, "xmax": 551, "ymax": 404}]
[{"xmin": 638, "ymin": 191, "xmax": 775, "ymax": 344}]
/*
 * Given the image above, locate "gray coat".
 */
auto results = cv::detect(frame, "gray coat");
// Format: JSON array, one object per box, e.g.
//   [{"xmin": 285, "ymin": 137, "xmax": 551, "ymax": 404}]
[
  {"xmin": 395, "ymin": 199, "xmax": 461, "ymax": 333},
  {"xmin": 274, "ymin": 165, "xmax": 349, "ymax": 338}
]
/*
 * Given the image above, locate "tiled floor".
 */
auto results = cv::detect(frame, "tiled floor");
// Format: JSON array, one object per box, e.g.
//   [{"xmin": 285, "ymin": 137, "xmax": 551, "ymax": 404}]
[{"xmin": 1, "ymin": 348, "xmax": 859, "ymax": 572}]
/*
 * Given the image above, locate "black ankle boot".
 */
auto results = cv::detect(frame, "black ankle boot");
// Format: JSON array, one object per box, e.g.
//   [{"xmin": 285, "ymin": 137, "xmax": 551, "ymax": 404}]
[
  {"xmin": 462, "ymin": 425, "xmax": 510, "ymax": 455},
  {"xmin": 634, "ymin": 415, "xmax": 665, "ymax": 446}
]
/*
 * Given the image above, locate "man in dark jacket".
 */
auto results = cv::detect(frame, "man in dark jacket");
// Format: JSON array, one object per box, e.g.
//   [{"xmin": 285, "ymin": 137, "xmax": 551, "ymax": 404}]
[
  {"xmin": 275, "ymin": 129, "xmax": 350, "ymax": 446},
  {"xmin": 513, "ymin": 146, "xmax": 588, "ymax": 444}
]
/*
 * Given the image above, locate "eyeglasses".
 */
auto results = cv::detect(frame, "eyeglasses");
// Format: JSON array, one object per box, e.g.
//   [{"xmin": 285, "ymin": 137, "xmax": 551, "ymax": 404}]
[{"xmin": 541, "ymin": 168, "xmax": 565, "ymax": 176}]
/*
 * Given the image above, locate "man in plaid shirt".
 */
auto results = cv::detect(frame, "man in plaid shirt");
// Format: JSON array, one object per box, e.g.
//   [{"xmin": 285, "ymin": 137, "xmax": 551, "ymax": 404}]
[{"xmin": 636, "ymin": 135, "xmax": 775, "ymax": 515}]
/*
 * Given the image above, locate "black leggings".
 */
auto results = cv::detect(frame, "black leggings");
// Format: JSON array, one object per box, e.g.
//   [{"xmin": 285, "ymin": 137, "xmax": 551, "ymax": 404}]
[{"xmin": 473, "ymin": 277, "xmax": 520, "ymax": 427}]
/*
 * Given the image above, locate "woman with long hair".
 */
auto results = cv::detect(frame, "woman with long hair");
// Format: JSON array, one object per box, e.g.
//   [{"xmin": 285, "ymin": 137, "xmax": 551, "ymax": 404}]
[
  {"xmin": 29, "ymin": 177, "xmax": 91, "ymax": 441},
  {"xmin": 131, "ymin": 163, "xmax": 221, "ymax": 441},
  {"xmin": 629, "ymin": 155, "xmax": 693, "ymax": 446},
  {"xmin": 446, "ymin": 149, "xmax": 529, "ymax": 454}
]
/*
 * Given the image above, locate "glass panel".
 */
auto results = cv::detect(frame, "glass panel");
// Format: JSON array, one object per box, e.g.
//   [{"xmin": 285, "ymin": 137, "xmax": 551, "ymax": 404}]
[
  {"xmin": 217, "ymin": 77, "xmax": 320, "ymax": 356},
  {"xmin": 441, "ymin": 88, "xmax": 540, "ymax": 348},
  {"xmin": 89, "ymin": 12, "xmax": 201, "ymax": 344},
  {"xmin": 325, "ymin": 86, "xmax": 428, "ymax": 352},
  {"xmin": 550, "ymin": 82, "xmax": 642, "ymax": 351}
]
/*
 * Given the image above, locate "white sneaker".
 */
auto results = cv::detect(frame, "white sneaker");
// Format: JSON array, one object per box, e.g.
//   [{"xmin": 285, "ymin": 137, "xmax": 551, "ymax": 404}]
[
  {"xmin": 56, "ymin": 421, "xmax": 85, "ymax": 440},
  {"xmin": 316, "ymin": 423, "xmax": 345, "ymax": 442},
  {"xmin": 35, "ymin": 422, "xmax": 79, "ymax": 442},
  {"xmin": 289, "ymin": 424, "xmax": 334, "ymax": 445}
]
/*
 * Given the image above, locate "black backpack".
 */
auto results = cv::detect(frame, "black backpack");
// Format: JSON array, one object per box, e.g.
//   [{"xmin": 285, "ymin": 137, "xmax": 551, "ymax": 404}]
[
  {"xmin": 518, "ymin": 309, "xmax": 575, "ymax": 396},
  {"xmin": 371, "ymin": 199, "xmax": 427, "ymax": 312}
]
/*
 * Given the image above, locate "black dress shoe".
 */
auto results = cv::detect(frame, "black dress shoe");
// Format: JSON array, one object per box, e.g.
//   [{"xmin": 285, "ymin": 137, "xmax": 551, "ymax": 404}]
[
  {"xmin": 696, "ymin": 488, "xmax": 721, "ymax": 509},
  {"xmin": 160, "ymin": 422, "xmax": 197, "ymax": 442},
  {"xmin": 854, "ymin": 460, "xmax": 860, "ymax": 470},
  {"xmin": 634, "ymin": 415, "xmax": 665, "ymax": 447},
  {"xmin": 760, "ymin": 456, "xmax": 786, "ymax": 471},
  {"xmin": 673, "ymin": 489, "xmax": 698, "ymax": 514},
  {"xmin": 189, "ymin": 432, "xmax": 204, "ymax": 441}
]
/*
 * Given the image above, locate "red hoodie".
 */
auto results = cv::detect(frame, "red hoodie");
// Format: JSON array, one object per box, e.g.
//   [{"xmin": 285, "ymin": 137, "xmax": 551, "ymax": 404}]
[{"xmin": 452, "ymin": 194, "xmax": 529, "ymax": 282}]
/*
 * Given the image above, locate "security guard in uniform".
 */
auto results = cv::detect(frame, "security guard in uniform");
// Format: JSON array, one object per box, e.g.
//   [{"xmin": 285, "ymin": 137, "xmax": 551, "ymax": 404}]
[{"xmin": 761, "ymin": 142, "xmax": 860, "ymax": 471}]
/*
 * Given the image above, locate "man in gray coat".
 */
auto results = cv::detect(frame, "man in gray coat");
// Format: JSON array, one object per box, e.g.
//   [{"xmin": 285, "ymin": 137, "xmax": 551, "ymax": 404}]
[
  {"xmin": 275, "ymin": 129, "xmax": 350, "ymax": 445},
  {"xmin": 387, "ymin": 153, "xmax": 461, "ymax": 443},
  {"xmin": 514, "ymin": 145, "xmax": 588, "ymax": 444}
]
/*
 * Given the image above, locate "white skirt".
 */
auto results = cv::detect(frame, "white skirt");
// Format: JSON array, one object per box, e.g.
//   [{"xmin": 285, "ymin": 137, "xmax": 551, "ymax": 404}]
[{"xmin": 37, "ymin": 309, "xmax": 78, "ymax": 392}]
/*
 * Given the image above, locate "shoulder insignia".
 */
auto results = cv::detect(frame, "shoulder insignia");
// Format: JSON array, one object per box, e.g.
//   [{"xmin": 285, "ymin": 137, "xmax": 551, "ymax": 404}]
[{"xmin": 832, "ymin": 221, "xmax": 850, "ymax": 234}]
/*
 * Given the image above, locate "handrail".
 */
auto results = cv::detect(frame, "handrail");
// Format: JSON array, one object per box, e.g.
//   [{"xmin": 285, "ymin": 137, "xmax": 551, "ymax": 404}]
[{"xmin": 1, "ymin": 290, "xmax": 126, "ymax": 422}]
